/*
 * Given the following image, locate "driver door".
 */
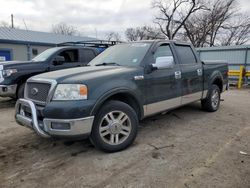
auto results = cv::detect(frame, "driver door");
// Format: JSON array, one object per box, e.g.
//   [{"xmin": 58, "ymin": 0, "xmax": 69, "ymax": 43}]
[
  {"xmin": 144, "ymin": 43, "xmax": 182, "ymax": 116},
  {"xmin": 50, "ymin": 49, "xmax": 81, "ymax": 71}
]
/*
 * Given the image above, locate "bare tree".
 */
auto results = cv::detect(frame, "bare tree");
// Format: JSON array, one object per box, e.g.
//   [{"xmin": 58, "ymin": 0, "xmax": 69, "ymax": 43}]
[
  {"xmin": 125, "ymin": 28, "xmax": 138, "ymax": 41},
  {"xmin": 125, "ymin": 26, "xmax": 163, "ymax": 41},
  {"xmin": 152, "ymin": 0, "xmax": 206, "ymax": 40},
  {"xmin": 182, "ymin": 13, "xmax": 210, "ymax": 47},
  {"xmin": 52, "ymin": 22, "xmax": 78, "ymax": 36},
  {"xmin": 219, "ymin": 14, "xmax": 250, "ymax": 46},
  {"xmin": 105, "ymin": 32, "xmax": 121, "ymax": 41},
  {"xmin": 206, "ymin": 0, "xmax": 236, "ymax": 46},
  {"xmin": 182, "ymin": 0, "xmax": 249, "ymax": 47}
]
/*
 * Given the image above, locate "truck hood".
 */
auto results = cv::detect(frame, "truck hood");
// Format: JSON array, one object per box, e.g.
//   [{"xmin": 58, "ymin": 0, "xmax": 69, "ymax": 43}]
[
  {"xmin": 0, "ymin": 61, "xmax": 43, "ymax": 70},
  {"xmin": 31, "ymin": 66, "xmax": 142, "ymax": 83},
  {"xmin": 0, "ymin": 61, "xmax": 31, "ymax": 66}
]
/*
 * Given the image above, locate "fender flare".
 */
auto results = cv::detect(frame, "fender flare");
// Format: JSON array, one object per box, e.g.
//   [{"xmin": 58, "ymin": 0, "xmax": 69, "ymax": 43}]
[
  {"xmin": 90, "ymin": 87, "xmax": 144, "ymax": 119},
  {"xmin": 204, "ymin": 71, "xmax": 224, "ymax": 99}
]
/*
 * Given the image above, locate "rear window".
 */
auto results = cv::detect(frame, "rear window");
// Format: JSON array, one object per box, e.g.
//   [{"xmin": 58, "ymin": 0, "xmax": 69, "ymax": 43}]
[{"xmin": 175, "ymin": 45, "xmax": 196, "ymax": 64}]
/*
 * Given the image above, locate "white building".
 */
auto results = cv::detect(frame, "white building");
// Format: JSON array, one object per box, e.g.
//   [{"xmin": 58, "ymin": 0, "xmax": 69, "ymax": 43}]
[{"xmin": 0, "ymin": 27, "xmax": 96, "ymax": 61}]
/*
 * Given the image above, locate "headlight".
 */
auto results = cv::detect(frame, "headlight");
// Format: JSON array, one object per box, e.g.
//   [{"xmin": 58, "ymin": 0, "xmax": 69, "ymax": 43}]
[
  {"xmin": 53, "ymin": 84, "xmax": 88, "ymax": 101},
  {"xmin": 2, "ymin": 69, "xmax": 18, "ymax": 77}
]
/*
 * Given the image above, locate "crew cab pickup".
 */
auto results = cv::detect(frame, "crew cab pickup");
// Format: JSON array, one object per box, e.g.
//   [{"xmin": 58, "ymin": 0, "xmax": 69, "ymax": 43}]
[
  {"xmin": 15, "ymin": 40, "xmax": 228, "ymax": 152},
  {"xmin": 0, "ymin": 46, "xmax": 102, "ymax": 99}
]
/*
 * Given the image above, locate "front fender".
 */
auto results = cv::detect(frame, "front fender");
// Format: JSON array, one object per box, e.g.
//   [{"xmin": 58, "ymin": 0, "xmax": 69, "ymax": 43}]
[{"xmin": 90, "ymin": 87, "xmax": 144, "ymax": 118}]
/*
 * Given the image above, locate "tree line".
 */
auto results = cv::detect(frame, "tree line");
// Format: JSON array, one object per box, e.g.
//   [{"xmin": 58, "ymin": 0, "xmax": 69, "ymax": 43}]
[
  {"xmin": 1, "ymin": 0, "xmax": 249, "ymax": 47},
  {"xmin": 125, "ymin": 0, "xmax": 250, "ymax": 47}
]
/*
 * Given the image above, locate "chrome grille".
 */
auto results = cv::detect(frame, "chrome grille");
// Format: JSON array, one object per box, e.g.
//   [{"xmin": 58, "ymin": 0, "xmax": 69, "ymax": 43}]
[{"xmin": 26, "ymin": 82, "xmax": 51, "ymax": 104}]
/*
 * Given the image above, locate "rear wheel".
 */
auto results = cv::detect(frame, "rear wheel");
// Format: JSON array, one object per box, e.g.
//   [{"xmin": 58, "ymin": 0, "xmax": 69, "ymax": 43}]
[
  {"xmin": 201, "ymin": 84, "xmax": 221, "ymax": 112},
  {"xmin": 90, "ymin": 100, "xmax": 138, "ymax": 152}
]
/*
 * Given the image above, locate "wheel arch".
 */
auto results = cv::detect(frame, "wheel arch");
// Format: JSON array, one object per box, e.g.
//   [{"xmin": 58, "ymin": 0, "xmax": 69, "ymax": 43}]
[
  {"xmin": 90, "ymin": 89, "xmax": 144, "ymax": 120},
  {"xmin": 209, "ymin": 71, "xmax": 224, "ymax": 93}
]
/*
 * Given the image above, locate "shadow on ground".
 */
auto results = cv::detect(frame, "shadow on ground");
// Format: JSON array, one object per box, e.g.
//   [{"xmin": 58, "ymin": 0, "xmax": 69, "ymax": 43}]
[{"xmin": 0, "ymin": 98, "xmax": 16, "ymax": 109}]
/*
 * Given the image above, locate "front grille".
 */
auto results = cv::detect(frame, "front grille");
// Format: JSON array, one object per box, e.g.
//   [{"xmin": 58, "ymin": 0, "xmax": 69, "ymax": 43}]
[{"xmin": 26, "ymin": 82, "xmax": 51, "ymax": 104}]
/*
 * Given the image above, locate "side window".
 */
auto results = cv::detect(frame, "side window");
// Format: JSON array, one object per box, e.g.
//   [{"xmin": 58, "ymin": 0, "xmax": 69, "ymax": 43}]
[
  {"xmin": 175, "ymin": 45, "xmax": 196, "ymax": 64},
  {"xmin": 32, "ymin": 49, "xmax": 38, "ymax": 56},
  {"xmin": 82, "ymin": 50, "xmax": 96, "ymax": 63},
  {"xmin": 154, "ymin": 44, "xmax": 173, "ymax": 60},
  {"xmin": 58, "ymin": 49, "xmax": 79, "ymax": 63}
]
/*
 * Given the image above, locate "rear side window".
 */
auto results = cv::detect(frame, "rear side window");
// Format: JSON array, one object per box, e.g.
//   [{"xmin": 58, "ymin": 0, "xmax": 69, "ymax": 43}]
[
  {"xmin": 59, "ymin": 49, "xmax": 79, "ymax": 63},
  {"xmin": 82, "ymin": 50, "xmax": 96, "ymax": 63},
  {"xmin": 175, "ymin": 45, "xmax": 196, "ymax": 64}
]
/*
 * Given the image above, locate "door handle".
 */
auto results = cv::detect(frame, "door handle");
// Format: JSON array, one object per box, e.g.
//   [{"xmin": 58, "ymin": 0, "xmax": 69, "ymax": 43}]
[
  {"xmin": 197, "ymin": 69, "xmax": 203, "ymax": 76},
  {"xmin": 175, "ymin": 71, "xmax": 182, "ymax": 79}
]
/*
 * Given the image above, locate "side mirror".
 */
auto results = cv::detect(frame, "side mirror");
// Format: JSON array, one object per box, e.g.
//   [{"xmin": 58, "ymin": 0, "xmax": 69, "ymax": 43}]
[
  {"xmin": 53, "ymin": 56, "xmax": 65, "ymax": 65},
  {"xmin": 152, "ymin": 56, "xmax": 174, "ymax": 70}
]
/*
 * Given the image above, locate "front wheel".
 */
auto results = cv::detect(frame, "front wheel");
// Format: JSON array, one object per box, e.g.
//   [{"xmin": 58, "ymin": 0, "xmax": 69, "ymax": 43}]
[
  {"xmin": 17, "ymin": 83, "xmax": 25, "ymax": 99},
  {"xmin": 201, "ymin": 84, "xmax": 221, "ymax": 112},
  {"xmin": 90, "ymin": 100, "xmax": 138, "ymax": 152}
]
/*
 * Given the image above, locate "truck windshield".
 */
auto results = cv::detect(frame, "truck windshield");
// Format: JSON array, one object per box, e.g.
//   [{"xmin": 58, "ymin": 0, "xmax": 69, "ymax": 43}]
[
  {"xmin": 89, "ymin": 43, "xmax": 151, "ymax": 67},
  {"xmin": 32, "ymin": 48, "xmax": 59, "ymax": 62}
]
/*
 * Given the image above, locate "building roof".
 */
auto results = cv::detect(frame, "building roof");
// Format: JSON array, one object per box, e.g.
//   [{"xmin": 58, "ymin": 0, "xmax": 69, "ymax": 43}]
[
  {"xmin": 197, "ymin": 44, "xmax": 250, "ymax": 52},
  {"xmin": 0, "ymin": 27, "xmax": 97, "ymax": 46}
]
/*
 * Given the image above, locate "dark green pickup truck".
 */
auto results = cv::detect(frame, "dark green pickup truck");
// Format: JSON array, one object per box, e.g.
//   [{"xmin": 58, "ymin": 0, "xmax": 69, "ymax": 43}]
[{"xmin": 15, "ymin": 40, "xmax": 228, "ymax": 152}]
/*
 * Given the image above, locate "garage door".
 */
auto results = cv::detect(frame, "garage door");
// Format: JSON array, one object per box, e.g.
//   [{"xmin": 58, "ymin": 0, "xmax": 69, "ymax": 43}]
[{"xmin": 0, "ymin": 50, "xmax": 11, "ymax": 61}]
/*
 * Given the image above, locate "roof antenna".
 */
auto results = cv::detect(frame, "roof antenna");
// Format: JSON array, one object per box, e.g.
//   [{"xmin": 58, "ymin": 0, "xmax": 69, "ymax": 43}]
[{"xmin": 23, "ymin": 19, "xmax": 28, "ymax": 30}]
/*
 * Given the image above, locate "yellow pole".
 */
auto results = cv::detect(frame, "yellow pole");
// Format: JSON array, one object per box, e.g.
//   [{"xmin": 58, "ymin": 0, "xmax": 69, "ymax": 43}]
[{"xmin": 238, "ymin": 66, "xmax": 244, "ymax": 89}]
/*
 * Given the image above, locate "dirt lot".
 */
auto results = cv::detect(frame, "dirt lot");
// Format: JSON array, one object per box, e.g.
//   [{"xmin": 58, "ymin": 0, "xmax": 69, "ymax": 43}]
[{"xmin": 0, "ymin": 89, "xmax": 250, "ymax": 188}]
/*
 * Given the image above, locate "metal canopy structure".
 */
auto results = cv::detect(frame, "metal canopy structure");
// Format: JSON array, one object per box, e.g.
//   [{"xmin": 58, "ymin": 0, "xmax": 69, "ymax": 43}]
[
  {"xmin": 57, "ymin": 40, "xmax": 122, "ymax": 48},
  {"xmin": 0, "ymin": 27, "xmax": 97, "ymax": 46}
]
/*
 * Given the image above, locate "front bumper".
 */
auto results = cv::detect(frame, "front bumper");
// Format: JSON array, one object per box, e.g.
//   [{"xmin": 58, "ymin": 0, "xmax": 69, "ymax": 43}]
[
  {"xmin": 0, "ymin": 84, "xmax": 17, "ymax": 97},
  {"xmin": 15, "ymin": 99, "xmax": 94, "ymax": 138}
]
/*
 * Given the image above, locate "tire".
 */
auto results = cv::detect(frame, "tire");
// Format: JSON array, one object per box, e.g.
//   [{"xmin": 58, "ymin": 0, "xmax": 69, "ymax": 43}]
[
  {"xmin": 17, "ymin": 83, "xmax": 25, "ymax": 99},
  {"xmin": 90, "ymin": 100, "xmax": 138, "ymax": 152},
  {"xmin": 201, "ymin": 84, "xmax": 221, "ymax": 112}
]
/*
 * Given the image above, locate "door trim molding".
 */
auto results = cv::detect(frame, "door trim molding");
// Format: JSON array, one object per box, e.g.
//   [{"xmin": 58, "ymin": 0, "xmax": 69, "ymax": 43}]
[
  {"xmin": 143, "ymin": 90, "xmax": 208, "ymax": 117},
  {"xmin": 143, "ymin": 97, "xmax": 181, "ymax": 117}
]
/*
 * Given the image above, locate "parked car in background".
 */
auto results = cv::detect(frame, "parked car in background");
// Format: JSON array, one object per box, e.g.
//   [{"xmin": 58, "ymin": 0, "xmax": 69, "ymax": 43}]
[
  {"xmin": 0, "ymin": 41, "xmax": 117, "ymax": 99},
  {"xmin": 15, "ymin": 40, "xmax": 228, "ymax": 152}
]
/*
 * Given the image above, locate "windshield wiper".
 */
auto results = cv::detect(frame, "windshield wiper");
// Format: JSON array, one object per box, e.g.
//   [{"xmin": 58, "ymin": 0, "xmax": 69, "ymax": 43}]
[{"xmin": 95, "ymin": 62, "xmax": 120, "ymax": 66}]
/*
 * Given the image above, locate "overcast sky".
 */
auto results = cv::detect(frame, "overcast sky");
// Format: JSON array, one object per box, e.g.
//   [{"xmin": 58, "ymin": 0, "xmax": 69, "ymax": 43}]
[{"xmin": 0, "ymin": 0, "xmax": 250, "ymax": 39}]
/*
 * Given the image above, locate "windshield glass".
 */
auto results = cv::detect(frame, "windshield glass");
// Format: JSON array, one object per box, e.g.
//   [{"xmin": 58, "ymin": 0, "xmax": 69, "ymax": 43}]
[
  {"xmin": 32, "ymin": 48, "xmax": 59, "ymax": 62},
  {"xmin": 89, "ymin": 43, "xmax": 151, "ymax": 67}
]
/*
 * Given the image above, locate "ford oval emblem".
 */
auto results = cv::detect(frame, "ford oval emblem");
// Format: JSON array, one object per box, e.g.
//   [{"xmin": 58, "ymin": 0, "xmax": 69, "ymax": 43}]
[{"xmin": 31, "ymin": 88, "xmax": 39, "ymax": 96}]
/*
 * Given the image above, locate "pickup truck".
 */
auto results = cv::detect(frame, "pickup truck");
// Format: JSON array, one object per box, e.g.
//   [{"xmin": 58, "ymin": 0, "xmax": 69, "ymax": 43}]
[
  {"xmin": 15, "ymin": 40, "xmax": 228, "ymax": 152},
  {"xmin": 0, "ymin": 45, "xmax": 104, "ymax": 99}
]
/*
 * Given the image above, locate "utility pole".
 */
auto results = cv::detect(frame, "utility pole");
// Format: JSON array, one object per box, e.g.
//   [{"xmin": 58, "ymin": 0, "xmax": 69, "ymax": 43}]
[{"xmin": 11, "ymin": 14, "xmax": 14, "ymax": 28}]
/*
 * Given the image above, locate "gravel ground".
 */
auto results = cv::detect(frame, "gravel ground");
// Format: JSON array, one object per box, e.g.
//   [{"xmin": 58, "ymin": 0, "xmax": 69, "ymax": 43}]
[{"xmin": 0, "ymin": 89, "xmax": 250, "ymax": 188}]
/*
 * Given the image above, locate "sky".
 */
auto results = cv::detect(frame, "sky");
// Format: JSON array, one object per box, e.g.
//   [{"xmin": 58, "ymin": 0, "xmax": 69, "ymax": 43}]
[{"xmin": 0, "ymin": 0, "xmax": 250, "ymax": 40}]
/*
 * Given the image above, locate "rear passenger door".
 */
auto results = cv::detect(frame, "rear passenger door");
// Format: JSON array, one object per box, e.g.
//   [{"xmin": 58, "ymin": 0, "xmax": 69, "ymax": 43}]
[
  {"xmin": 79, "ymin": 49, "xmax": 96, "ymax": 65},
  {"xmin": 174, "ymin": 44, "xmax": 203, "ymax": 104}
]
